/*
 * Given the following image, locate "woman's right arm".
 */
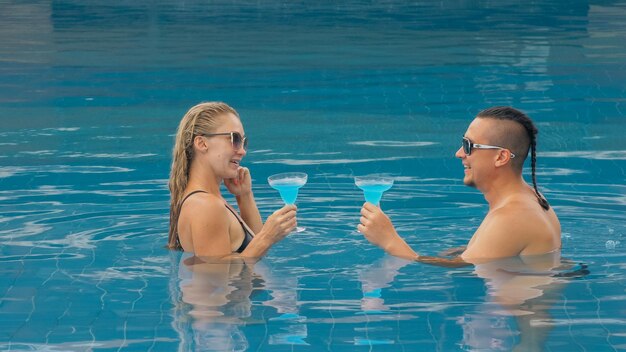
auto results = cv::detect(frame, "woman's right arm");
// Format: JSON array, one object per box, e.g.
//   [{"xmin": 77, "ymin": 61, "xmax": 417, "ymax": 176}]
[
  {"xmin": 190, "ymin": 198, "xmax": 236, "ymax": 257},
  {"xmin": 190, "ymin": 198, "xmax": 296, "ymax": 259}
]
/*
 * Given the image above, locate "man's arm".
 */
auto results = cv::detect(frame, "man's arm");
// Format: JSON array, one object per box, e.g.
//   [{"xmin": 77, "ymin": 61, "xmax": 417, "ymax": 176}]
[
  {"xmin": 358, "ymin": 203, "xmax": 473, "ymax": 267},
  {"xmin": 440, "ymin": 246, "xmax": 467, "ymax": 257},
  {"xmin": 416, "ymin": 255, "xmax": 472, "ymax": 268},
  {"xmin": 358, "ymin": 203, "xmax": 419, "ymax": 261}
]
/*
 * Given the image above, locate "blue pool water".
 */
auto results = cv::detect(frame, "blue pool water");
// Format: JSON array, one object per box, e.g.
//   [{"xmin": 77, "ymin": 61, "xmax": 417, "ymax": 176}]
[{"xmin": 1, "ymin": 1, "xmax": 626, "ymax": 351}]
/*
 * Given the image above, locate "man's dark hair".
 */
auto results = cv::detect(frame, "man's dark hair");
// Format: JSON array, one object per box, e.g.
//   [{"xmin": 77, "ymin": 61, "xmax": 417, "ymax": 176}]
[{"xmin": 477, "ymin": 106, "xmax": 550, "ymax": 210}]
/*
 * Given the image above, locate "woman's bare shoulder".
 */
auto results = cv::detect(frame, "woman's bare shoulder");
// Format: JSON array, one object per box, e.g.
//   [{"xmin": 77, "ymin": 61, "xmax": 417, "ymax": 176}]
[{"xmin": 181, "ymin": 192, "xmax": 228, "ymax": 219}]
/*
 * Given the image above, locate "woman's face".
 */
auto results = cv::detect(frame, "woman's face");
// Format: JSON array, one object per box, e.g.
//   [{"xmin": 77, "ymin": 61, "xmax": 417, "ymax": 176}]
[{"xmin": 201, "ymin": 113, "xmax": 247, "ymax": 180}]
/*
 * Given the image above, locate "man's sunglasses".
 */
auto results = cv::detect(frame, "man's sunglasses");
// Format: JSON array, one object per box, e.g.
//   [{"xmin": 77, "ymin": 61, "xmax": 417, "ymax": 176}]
[
  {"xmin": 202, "ymin": 132, "xmax": 248, "ymax": 151},
  {"xmin": 462, "ymin": 137, "xmax": 515, "ymax": 158}
]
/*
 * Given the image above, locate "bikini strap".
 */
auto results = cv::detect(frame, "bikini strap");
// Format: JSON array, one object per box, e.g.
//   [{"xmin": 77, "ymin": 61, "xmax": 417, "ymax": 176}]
[
  {"xmin": 179, "ymin": 190, "xmax": 208, "ymax": 210},
  {"xmin": 224, "ymin": 204, "xmax": 256, "ymax": 237}
]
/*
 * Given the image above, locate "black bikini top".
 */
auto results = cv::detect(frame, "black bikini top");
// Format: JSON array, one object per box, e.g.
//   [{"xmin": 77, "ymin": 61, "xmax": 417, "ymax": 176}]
[{"xmin": 179, "ymin": 190, "xmax": 254, "ymax": 253}]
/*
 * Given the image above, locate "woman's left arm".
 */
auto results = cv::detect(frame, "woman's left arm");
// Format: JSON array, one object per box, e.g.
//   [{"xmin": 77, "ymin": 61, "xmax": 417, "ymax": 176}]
[
  {"xmin": 236, "ymin": 192, "xmax": 263, "ymax": 234},
  {"xmin": 225, "ymin": 167, "xmax": 263, "ymax": 233}
]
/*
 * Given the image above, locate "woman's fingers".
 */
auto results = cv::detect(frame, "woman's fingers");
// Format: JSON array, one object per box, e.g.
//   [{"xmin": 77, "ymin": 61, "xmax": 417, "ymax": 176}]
[
  {"xmin": 269, "ymin": 205, "xmax": 297, "ymax": 233},
  {"xmin": 275, "ymin": 215, "xmax": 296, "ymax": 235},
  {"xmin": 239, "ymin": 167, "xmax": 249, "ymax": 181},
  {"xmin": 277, "ymin": 212, "xmax": 295, "ymax": 224},
  {"xmin": 287, "ymin": 217, "xmax": 297, "ymax": 231},
  {"xmin": 273, "ymin": 211, "xmax": 294, "ymax": 223},
  {"xmin": 276, "ymin": 205, "xmax": 297, "ymax": 217}
]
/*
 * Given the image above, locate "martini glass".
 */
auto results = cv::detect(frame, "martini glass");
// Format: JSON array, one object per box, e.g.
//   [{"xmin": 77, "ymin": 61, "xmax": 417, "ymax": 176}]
[
  {"xmin": 268, "ymin": 172, "xmax": 307, "ymax": 232},
  {"xmin": 354, "ymin": 175, "xmax": 394, "ymax": 206}
]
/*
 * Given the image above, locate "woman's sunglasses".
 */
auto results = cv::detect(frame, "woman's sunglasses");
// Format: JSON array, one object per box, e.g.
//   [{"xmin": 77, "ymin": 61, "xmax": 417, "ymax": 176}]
[
  {"xmin": 462, "ymin": 137, "xmax": 515, "ymax": 158},
  {"xmin": 202, "ymin": 132, "xmax": 248, "ymax": 151}
]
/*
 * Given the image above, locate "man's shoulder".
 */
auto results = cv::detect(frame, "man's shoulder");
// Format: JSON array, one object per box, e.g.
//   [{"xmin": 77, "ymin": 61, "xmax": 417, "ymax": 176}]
[
  {"xmin": 488, "ymin": 197, "xmax": 559, "ymax": 238},
  {"xmin": 465, "ymin": 195, "xmax": 560, "ymax": 259},
  {"xmin": 492, "ymin": 194, "xmax": 547, "ymax": 218}
]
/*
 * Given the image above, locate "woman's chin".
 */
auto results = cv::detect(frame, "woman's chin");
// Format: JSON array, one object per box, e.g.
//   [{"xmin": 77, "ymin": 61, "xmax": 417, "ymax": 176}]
[
  {"xmin": 226, "ymin": 170, "xmax": 239, "ymax": 179},
  {"xmin": 217, "ymin": 170, "xmax": 238, "ymax": 181}
]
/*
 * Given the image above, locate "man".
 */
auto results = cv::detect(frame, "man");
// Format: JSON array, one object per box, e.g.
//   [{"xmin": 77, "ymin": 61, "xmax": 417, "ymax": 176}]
[{"xmin": 358, "ymin": 106, "xmax": 561, "ymax": 266}]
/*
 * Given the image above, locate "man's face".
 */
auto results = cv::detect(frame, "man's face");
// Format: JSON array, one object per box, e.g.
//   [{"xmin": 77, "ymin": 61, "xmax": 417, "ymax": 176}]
[{"xmin": 454, "ymin": 118, "xmax": 497, "ymax": 189}]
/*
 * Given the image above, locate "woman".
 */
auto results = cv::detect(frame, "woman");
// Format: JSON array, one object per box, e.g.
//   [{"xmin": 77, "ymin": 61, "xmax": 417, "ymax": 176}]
[{"xmin": 168, "ymin": 102, "xmax": 296, "ymax": 257}]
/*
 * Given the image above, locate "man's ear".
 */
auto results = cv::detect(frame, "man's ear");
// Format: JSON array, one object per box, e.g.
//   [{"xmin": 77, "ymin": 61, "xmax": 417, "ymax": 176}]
[{"xmin": 494, "ymin": 149, "xmax": 513, "ymax": 168}]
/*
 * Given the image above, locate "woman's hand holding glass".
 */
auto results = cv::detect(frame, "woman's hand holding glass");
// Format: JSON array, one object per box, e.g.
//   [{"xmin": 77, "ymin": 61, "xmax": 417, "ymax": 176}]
[{"xmin": 259, "ymin": 205, "xmax": 298, "ymax": 244}]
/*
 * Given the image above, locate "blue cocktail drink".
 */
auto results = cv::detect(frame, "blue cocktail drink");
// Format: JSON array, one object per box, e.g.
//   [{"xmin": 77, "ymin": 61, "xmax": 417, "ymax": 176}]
[
  {"xmin": 355, "ymin": 175, "xmax": 394, "ymax": 206},
  {"xmin": 268, "ymin": 172, "xmax": 308, "ymax": 231},
  {"xmin": 269, "ymin": 179, "xmax": 305, "ymax": 204},
  {"xmin": 357, "ymin": 183, "xmax": 393, "ymax": 205}
]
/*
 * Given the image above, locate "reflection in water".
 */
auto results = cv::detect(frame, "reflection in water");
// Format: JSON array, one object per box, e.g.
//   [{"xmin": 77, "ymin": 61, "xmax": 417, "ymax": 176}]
[
  {"xmin": 461, "ymin": 252, "xmax": 585, "ymax": 351},
  {"xmin": 169, "ymin": 253, "xmax": 251, "ymax": 351},
  {"xmin": 359, "ymin": 255, "xmax": 412, "ymax": 313},
  {"xmin": 168, "ymin": 252, "xmax": 307, "ymax": 351},
  {"xmin": 357, "ymin": 252, "xmax": 587, "ymax": 351},
  {"xmin": 252, "ymin": 261, "xmax": 308, "ymax": 346}
]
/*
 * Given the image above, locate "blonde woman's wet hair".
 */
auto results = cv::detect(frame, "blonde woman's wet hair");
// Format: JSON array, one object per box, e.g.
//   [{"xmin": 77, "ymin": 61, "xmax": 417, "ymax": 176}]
[{"xmin": 168, "ymin": 102, "xmax": 239, "ymax": 249}]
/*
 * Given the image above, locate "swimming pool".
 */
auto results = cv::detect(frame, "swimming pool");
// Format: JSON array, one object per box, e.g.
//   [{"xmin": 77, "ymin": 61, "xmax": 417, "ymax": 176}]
[{"xmin": 1, "ymin": 1, "xmax": 625, "ymax": 350}]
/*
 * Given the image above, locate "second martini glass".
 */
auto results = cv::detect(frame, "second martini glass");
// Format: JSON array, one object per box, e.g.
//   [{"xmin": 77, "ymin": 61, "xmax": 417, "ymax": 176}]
[
  {"xmin": 268, "ymin": 172, "xmax": 308, "ymax": 232},
  {"xmin": 354, "ymin": 175, "xmax": 394, "ymax": 206}
]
